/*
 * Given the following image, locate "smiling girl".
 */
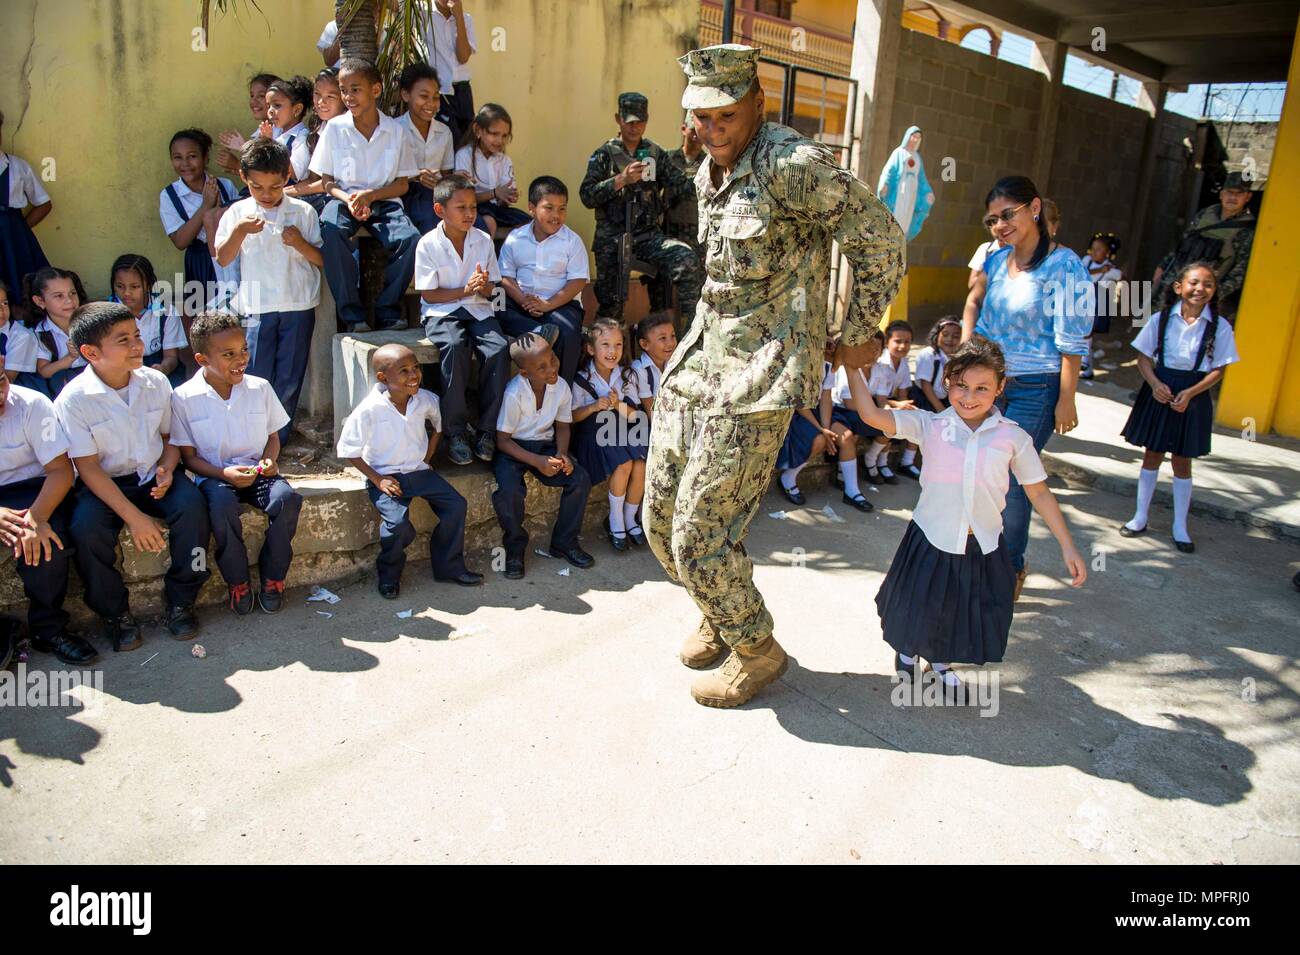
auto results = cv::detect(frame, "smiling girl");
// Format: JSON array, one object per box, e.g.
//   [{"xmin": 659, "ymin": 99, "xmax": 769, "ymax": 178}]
[{"xmin": 846, "ymin": 335, "xmax": 1086, "ymax": 702}]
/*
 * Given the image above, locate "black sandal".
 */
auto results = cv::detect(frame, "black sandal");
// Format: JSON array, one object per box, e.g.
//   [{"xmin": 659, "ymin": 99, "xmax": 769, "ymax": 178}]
[
  {"xmin": 842, "ymin": 492, "xmax": 873, "ymax": 513},
  {"xmin": 1118, "ymin": 523, "xmax": 1147, "ymax": 538},
  {"xmin": 779, "ymin": 482, "xmax": 806, "ymax": 506}
]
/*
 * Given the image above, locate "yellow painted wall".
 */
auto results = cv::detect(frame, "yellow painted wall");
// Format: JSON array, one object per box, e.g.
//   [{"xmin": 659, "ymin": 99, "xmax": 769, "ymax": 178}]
[
  {"xmin": 1216, "ymin": 17, "xmax": 1300, "ymax": 437},
  {"xmin": 0, "ymin": 0, "xmax": 699, "ymax": 299}
]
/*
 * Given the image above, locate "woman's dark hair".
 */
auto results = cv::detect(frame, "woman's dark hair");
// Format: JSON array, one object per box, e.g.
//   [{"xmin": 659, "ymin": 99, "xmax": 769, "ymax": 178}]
[
  {"xmin": 110, "ymin": 254, "xmax": 159, "ymax": 296},
  {"xmin": 944, "ymin": 334, "xmax": 1007, "ymax": 386},
  {"xmin": 399, "ymin": 61, "xmax": 441, "ymax": 93},
  {"xmin": 985, "ymin": 175, "xmax": 1052, "ymax": 270},
  {"xmin": 1157, "ymin": 260, "xmax": 1220, "ymax": 366},
  {"xmin": 267, "ymin": 75, "xmax": 313, "ymax": 125},
  {"xmin": 169, "ymin": 127, "xmax": 213, "ymax": 158},
  {"xmin": 21, "ymin": 267, "xmax": 87, "ymax": 328}
]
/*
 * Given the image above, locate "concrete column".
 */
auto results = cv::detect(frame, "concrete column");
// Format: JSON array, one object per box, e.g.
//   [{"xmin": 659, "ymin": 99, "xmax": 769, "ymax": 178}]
[
  {"xmin": 1030, "ymin": 40, "xmax": 1065, "ymax": 193},
  {"xmin": 850, "ymin": 0, "xmax": 905, "ymax": 185},
  {"xmin": 1125, "ymin": 81, "xmax": 1168, "ymax": 280},
  {"xmin": 1217, "ymin": 20, "xmax": 1300, "ymax": 437}
]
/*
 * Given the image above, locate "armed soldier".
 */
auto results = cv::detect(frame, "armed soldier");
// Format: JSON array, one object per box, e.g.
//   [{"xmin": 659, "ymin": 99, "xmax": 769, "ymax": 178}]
[
  {"xmin": 579, "ymin": 92, "xmax": 701, "ymax": 324},
  {"xmin": 664, "ymin": 112, "xmax": 705, "ymax": 260}
]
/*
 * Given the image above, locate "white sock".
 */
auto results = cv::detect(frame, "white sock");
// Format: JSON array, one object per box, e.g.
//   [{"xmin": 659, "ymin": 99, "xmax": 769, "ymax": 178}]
[
  {"xmin": 624, "ymin": 501, "xmax": 641, "ymax": 532},
  {"xmin": 608, "ymin": 493, "xmax": 626, "ymax": 535},
  {"xmin": 875, "ymin": 444, "xmax": 890, "ymax": 467},
  {"xmin": 781, "ymin": 464, "xmax": 804, "ymax": 490},
  {"xmin": 901, "ymin": 448, "xmax": 916, "ymax": 467},
  {"xmin": 1172, "ymin": 475, "xmax": 1193, "ymax": 542},
  {"xmin": 1127, "ymin": 467, "xmax": 1158, "ymax": 530},
  {"xmin": 839, "ymin": 460, "xmax": 861, "ymax": 498}
]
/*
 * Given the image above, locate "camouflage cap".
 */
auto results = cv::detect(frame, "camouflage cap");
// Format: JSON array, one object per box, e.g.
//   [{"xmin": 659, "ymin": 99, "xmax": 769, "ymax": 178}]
[
  {"xmin": 678, "ymin": 43, "xmax": 759, "ymax": 110},
  {"xmin": 618, "ymin": 92, "xmax": 649, "ymax": 122}
]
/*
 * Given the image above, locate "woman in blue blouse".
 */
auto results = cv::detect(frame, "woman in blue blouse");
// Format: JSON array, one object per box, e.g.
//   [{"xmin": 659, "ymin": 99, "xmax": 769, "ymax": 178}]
[{"xmin": 962, "ymin": 176, "xmax": 1092, "ymax": 598}]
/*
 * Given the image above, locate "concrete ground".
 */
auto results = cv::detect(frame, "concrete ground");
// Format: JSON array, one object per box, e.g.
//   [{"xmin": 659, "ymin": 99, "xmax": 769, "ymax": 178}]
[{"xmin": 2, "ymin": 396, "xmax": 1298, "ymax": 863}]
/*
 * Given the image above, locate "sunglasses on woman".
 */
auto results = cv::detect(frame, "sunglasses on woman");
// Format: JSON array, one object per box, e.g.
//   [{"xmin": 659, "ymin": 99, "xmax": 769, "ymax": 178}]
[{"xmin": 982, "ymin": 202, "xmax": 1030, "ymax": 230}]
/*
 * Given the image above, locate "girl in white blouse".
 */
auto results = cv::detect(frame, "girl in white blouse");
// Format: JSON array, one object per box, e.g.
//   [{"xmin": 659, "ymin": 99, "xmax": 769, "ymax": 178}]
[{"xmin": 844, "ymin": 335, "xmax": 1087, "ymax": 701}]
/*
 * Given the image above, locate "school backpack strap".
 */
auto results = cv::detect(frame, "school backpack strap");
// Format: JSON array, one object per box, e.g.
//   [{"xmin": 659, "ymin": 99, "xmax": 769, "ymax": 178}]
[{"xmin": 164, "ymin": 184, "xmax": 189, "ymax": 225}]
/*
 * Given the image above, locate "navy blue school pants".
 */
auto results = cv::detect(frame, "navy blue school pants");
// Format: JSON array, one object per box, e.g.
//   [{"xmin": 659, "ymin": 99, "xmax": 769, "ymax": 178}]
[
  {"xmin": 498, "ymin": 300, "xmax": 585, "ymax": 384},
  {"xmin": 996, "ymin": 373, "xmax": 1061, "ymax": 573},
  {"xmin": 491, "ymin": 439, "xmax": 591, "ymax": 558},
  {"xmin": 68, "ymin": 473, "xmax": 212, "ymax": 618},
  {"xmin": 200, "ymin": 475, "xmax": 302, "ymax": 585},
  {"xmin": 421, "ymin": 306, "xmax": 510, "ymax": 440},
  {"xmin": 319, "ymin": 198, "xmax": 419, "ymax": 329},
  {"xmin": 0, "ymin": 476, "xmax": 71, "ymax": 640},
  {"xmin": 246, "ymin": 308, "xmax": 316, "ymax": 441},
  {"xmin": 366, "ymin": 468, "xmax": 469, "ymax": 586}
]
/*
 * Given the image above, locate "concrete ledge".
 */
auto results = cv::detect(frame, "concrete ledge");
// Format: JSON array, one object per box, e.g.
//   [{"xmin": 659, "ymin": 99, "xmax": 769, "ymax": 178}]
[
  {"xmin": 0, "ymin": 464, "xmax": 610, "ymax": 627},
  {"xmin": 332, "ymin": 329, "xmax": 440, "ymax": 444}
]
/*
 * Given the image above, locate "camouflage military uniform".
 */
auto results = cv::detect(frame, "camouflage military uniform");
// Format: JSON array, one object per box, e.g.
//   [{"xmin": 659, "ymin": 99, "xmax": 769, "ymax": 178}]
[
  {"xmin": 665, "ymin": 146, "xmax": 705, "ymax": 259},
  {"xmin": 1154, "ymin": 204, "xmax": 1256, "ymax": 317},
  {"xmin": 579, "ymin": 136, "xmax": 701, "ymax": 321},
  {"xmin": 645, "ymin": 52, "xmax": 905, "ymax": 652}
]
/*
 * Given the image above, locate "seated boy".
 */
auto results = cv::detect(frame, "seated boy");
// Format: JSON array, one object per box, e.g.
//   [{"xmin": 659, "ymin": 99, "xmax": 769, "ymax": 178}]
[
  {"xmin": 169, "ymin": 313, "xmax": 303, "ymax": 615},
  {"xmin": 0, "ymin": 370, "xmax": 95, "ymax": 663},
  {"xmin": 632, "ymin": 312, "xmax": 677, "ymax": 419},
  {"xmin": 56, "ymin": 302, "xmax": 211, "ymax": 649},
  {"xmin": 215, "ymin": 138, "xmax": 323, "ymax": 441},
  {"xmin": 337, "ymin": 343, "xmax": 483, "ymax": 598},
  {"xmin": 310, "ymin": 57, "xmax": 420, "ymax": 332},
  {"xmin": 416, "ymin": 173, "xmax": 509, "ymax": 466},
  {"xmin": 493, "ymin": 332, "xmax": 593, "ymax": 580},
  {"xmin": 497, "ymin": 176, "xmax": 589, "ymax": 383}
]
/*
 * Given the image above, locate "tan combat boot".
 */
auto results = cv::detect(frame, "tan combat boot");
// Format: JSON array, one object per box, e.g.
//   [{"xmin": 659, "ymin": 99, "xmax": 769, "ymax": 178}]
[
  {"xmin": 690, "ymin": 635, "xmax": 788, "ymax": 708},
  {"xmin": 679, "ymin": 618, "xmax": 725, "ymax": 669}
]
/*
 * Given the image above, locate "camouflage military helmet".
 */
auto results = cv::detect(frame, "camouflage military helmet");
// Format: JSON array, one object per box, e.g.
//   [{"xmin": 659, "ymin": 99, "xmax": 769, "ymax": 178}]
[
  {"xmin": 618, "ymin": 92, "xmax": 649, "ymax": 122},
  {"xmin": 678, "ymin": 43, "xmax": 760, "ymax": 110}
]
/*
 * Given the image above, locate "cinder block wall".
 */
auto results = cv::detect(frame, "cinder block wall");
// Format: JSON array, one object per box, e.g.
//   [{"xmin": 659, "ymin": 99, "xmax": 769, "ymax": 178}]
[{"xmin": 881, "ymin": 29, "xmax": 1199, "ymax": 316}]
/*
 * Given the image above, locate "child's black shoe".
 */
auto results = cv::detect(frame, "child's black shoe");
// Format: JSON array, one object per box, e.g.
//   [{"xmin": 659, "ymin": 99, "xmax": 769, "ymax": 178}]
[
  {"xmin": 258, "ymin": 579, "xmax": 286, "ymax": 613},
  {"xmin": 378, "ymin": 581, "xmax": 400, "ymax": 599},
  {"xmin": 228, "ymin": 582, "xmax": 254, "ymax": 616},
  {"xmin": 448, "ymin": 434, "xmax": 473, "ymax": 466},
  {"xmin": 166, "ymin": 605, "xmax": 199, "ymax": 641},
  {"xmin": 104, "ymin": 613, "xmax": 142, "ymax": 652}
]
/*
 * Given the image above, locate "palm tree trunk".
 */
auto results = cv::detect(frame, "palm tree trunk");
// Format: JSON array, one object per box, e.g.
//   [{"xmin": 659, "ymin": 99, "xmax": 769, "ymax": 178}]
[{"xmin": 337, "ymin": 0, "xmax": 379, "ymax": 65}]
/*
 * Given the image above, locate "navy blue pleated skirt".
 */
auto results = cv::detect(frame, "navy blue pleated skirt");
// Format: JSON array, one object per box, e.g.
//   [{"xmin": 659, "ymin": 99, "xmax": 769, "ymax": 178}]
[
  {"xmin": 876, "ymin": 522, "xmax": 1015, "ymax": 665},
  {"xmin": 776, "ymin": 414, "xmax": 824, "ymax": 470},
  {"xmin": 1121, "ymin": 366, "xmax": 1213, "ymax": 458},
  {"xmin": 183, "ymin": 240, "xmax": 216, "ymax": 292},
  {"xmin": 907, "ymin": 383, "xmax": 947, "ymax": 413},
  {"xmin": 572, "ymin": 410, "xmax": 647, "ymax": 484},
  {"xmin": 0, "ymin": 208, "xmax": 49, "ymax": 297},
  {"xmin": 831, "ymin": 405, "xmax": 883, "ymax": 439}
]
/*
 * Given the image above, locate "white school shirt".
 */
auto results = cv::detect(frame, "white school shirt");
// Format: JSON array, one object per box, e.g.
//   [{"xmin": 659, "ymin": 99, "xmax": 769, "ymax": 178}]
[
  {"xmin": 397, "ymin": 112, "xmax": 454, "ymax": 174},
  {"xmin": 872, "ymin": 353, "xmax": 912, "ymax": 397},
  {"xmin": 497, "ymin": 374, "xmax": 572, "ymax": 442},
  {"xmin": 55, "ymin": 366, "xmax": 173, "ymax": 484},
  {"xmin": 0, "ymin": 154, "xmax": 51, "ymax": 210},
  {"xmin": 632, "ymin": 353, "xmax": 664, "ymax": 399},
  {"xmin": 832, "ymin": 365, "xmax": 867, "ymax": 407},
  {"xmin": 34, "ymin": 318, "xmax": 87, "ymax": 369},
  {"xmin": 169, "ymin": 371, "xmax": 289, "ymax": 475},
  {"xmin": 423, "ymin": 9, "xmax": 476, "ymax": 85},
  {"xmin": 1131, "ymin": 303, "xmax": 1240, "ymax": 373},
  {"xmin": 336, "ymin": 384, "xmax": 441, "ymax": 475},
  {"xmin": 454, "ymin": 145, "xmax": 514, "ymax": 192},
  {"xmin": 0, "ymin": 320, "xmax": 39, "ymax": 374},
  {"xmin": 913, "ymin": 346, "xmax": 949, "ymax": 400},
  {"xmin": 276, "ymin": 123, "xmax": 313, "ymax": 181},
  {"xmin": 158, "ymin": 176, "xmax": 238, "ymax": 243},
  {"xmin": 214, "ymin": 196, "xmax": 323, "ymax": 314},
  {"xmin": 316, "ymin": 19, "xmax": 338, "ymax": 52},
  {"xmin": 0, "ymin": 384, "xmax": 69, "ymax": 486},
  {"xmin": 571, "ymin": 363, "xmax": 643, "ymax": 411},
  {"xmin": 499, "ymin": 223, "xmax": 589, "ymax": 300},
  {"xmin": 891, "ymin": 406, "xmax": 1049, "ymax": 556},
  {"xmin": 308, "ymin": 110, "xmax": 419, "ymax": 194},
  {"xmin": 415, "ymin": 222, "xmax": 501, "ymax": 320},
  {"xmin": 132, "ymin": 301, "xmax": 188, "ymax": 356},
  {"xmin": 967, "ymin": 238, "xmax": 1001, "ymax": 272}
]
